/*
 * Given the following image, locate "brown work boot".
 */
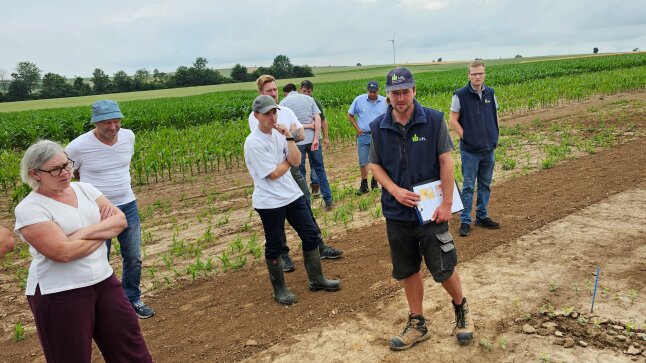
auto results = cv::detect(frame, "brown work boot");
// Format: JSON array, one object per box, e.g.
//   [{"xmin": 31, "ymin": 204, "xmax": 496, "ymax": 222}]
[
  {"xmin": 310, "ymin": 183, "xmax": 320, "ymax": 198},
  {"xmin": 452, "ymin": 297, "xmax": 474, "ymax": 344},
  {"xmin": 389, "ymin": 314, "xmax": 431, "ymax": 351}
]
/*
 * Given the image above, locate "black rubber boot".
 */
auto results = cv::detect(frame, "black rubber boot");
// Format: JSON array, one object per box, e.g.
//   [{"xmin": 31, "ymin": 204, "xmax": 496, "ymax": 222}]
[
  {"xmin": 266, "ymin": 259, "xmax": 297, "ymax": 305},
  {"xmin": 358, "ymin": 179, "xmax": 369, "ymax": 194},
  {"xmin": 303, "ymin": 249, "xmax": 341, "ymax": 292}
]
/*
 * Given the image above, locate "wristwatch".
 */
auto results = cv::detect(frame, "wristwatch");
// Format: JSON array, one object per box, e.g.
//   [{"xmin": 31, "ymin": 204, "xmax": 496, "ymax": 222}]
[{"xmin": 286, "ymin": 137, "xmax": 295, "ymax": 141}]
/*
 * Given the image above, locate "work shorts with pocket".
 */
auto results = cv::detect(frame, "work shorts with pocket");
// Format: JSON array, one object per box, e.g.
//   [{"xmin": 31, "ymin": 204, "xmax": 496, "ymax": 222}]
[{"xmin": 386, "ymin": 219, "xmax": 458, "ymax": 282}]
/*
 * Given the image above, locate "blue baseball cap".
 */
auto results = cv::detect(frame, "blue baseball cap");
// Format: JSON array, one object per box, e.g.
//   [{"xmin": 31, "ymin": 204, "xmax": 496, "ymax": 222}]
[
  {"xmin": 367, "ymin": 80, "xmax": 379, "ymax": 91},
  {"xmin": 385, "ymin": 68, "xmax": 415, "ymax": 92},
  {"xmin": 91, "ymin": 100, "xmax": 124, "ymax": 123}
]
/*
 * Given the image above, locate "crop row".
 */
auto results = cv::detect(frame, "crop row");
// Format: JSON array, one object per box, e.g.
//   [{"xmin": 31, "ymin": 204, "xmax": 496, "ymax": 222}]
[{"xmin": 1, "ymin": 54, "xmax": 645, "ymax": 150}]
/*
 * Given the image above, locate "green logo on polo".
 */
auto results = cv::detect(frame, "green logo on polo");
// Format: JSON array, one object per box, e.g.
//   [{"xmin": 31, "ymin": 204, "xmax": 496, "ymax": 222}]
[{"xmin": 411, "ymin": 134, "xmax": 426, "ymax": 142}]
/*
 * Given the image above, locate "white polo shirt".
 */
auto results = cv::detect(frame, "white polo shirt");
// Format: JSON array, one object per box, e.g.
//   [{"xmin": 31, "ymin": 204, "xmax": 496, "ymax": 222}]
[{"xmin": 244, "ymin": 128, "xmax": 303, "ymax": 209}]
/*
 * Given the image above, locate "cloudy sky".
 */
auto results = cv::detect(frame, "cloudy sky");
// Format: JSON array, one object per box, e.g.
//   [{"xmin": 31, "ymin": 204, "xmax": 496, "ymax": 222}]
[{"xmin": 2, "ymin": 0, "xmax": 645, "ymax": 77}]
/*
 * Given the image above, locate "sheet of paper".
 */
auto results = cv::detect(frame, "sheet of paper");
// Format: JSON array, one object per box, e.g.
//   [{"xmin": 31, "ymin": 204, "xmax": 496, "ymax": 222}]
[{"xmin": 411, "ymin": 180, "xmax": 464, "ymax": 224}]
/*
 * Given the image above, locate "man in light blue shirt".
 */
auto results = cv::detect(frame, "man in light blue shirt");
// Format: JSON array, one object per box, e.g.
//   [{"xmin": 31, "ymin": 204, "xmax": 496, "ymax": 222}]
[{"xmin": 348, "ymin": 80, "xmax": 387, "ymax": 194}]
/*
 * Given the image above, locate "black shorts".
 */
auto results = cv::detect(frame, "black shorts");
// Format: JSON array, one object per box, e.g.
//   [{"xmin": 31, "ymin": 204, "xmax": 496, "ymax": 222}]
[{"xmin": 386, "ymin": 219, "xmax": 458, "ymax": 282}]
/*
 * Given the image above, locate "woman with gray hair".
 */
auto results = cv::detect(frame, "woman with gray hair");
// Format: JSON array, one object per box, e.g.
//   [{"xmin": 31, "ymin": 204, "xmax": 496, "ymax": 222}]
[{"xmin": 14, "ymin": 140, "xmax": 152, "ymax": 362}]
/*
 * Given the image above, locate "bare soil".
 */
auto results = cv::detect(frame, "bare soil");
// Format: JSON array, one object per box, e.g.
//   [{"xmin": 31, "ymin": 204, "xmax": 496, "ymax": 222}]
[{"xmin": 0, "ymin": 91, "xmax": 645, "ymax": 363}]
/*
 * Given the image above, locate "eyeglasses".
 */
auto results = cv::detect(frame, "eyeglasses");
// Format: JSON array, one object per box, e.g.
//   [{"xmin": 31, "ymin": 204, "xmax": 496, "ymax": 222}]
[
  {"xmin": 36, "ymin": 159, "xmax": 75, "ymax": 176},
  {"xmin": 469, "ymin": 72, "xmax": 485, "ymax": 77}
]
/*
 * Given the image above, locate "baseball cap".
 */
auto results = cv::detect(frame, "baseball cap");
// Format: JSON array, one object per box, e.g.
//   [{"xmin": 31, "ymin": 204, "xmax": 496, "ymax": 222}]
[
  {"xmin": 91, "ymin": 100, "xmax": 124, "ymax": 123},
  {"xmin": 252, "ymin": 95, "xmax": 281, "ymax": 113},
  {"xmin": 367, "ymin": 80, "xmax": 379, "ymax": 91},
  {"xmin": 385, "ymin": 68, "xmax": 415, "ymax": 92}
]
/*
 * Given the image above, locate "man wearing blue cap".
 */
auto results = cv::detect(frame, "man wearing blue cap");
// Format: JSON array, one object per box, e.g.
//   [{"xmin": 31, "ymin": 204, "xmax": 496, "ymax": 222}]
[
  {"xmin": 369, "ymin": 68, "xmax": 474, "ymax": 350},
  {"xmin": 66, "ymin": 100, "xmax": 155, "ymax": 319},
  {"xmin": 348, "ymin": 80, "xmax": 387, "ymax": 194}
]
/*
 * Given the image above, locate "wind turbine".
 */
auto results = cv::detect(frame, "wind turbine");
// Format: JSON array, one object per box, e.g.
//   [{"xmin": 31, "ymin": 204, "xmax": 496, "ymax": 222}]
[{"xmin": 387, "ymin": 33, "xmax": 396, "ymax": 65}]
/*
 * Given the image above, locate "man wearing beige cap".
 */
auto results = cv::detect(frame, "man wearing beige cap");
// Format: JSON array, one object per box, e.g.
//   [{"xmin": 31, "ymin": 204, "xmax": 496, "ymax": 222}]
[
  {"xmin": 66, "ymin": 100, "xmax": 155, "ymax": 319},
  {"xmin": 244, "ymin": 95, "xmax": 341, "ymax": 305}
]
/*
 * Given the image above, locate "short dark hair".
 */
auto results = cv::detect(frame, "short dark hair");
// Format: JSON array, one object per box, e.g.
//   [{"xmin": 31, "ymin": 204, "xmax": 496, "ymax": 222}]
[
  {"xmin": 283, "ymin": 83, "xmax": 297, "ymax": 93},
  {"xmin": 300, "ymin": 80, "xmax": 313, "ymax": 90}
]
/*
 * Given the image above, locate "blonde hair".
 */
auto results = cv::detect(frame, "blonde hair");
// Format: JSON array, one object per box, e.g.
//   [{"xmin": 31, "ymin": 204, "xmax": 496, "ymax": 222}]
[
  {"xmin": 20, "ymin": 140, "xmax": 65, "ymax": 189},
  {"xmin": 255, "ymin": 75, "xmax": 276, "ymax": 91},
  {"xmin": 468, "ymin": 60, "xmax": 485, "ymax": 71}
]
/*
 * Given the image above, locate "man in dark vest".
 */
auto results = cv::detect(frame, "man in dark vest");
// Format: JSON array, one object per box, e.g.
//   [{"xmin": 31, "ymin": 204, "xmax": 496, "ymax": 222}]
[
  {"xmin": 369, "ymin": 68, "xmax": 474, "ymax": 351},
  {"xmin": 449, "ymin": 60, "xmax": 501, "ymax": 237}
]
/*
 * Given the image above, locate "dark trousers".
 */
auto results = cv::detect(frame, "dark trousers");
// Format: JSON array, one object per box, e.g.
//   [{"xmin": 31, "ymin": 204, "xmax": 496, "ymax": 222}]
[
  {"xmin": 27, "ymin": 274, "xmax": 152, "ymax": 363},
  {"xmin": 256, "ymin": 196, "xmax": 320, "ymax": 260}
]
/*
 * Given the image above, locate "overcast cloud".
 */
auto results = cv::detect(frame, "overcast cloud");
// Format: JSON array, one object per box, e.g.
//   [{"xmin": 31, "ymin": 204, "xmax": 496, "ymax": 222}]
[{"xmin": 2, "ymin": 0, "xmax": 645, "ymax": 77}]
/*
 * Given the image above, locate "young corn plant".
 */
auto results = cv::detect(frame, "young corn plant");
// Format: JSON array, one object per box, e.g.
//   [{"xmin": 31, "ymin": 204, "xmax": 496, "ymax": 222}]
[{"xmin": 13, "ymin": 322, "xmax": 25, "ymax": 342}]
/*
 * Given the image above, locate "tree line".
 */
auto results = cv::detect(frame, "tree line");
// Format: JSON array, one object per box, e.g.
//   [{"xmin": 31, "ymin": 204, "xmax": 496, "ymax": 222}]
[{"xmin": 0, "ymin": 55, "xmax": 313, "ymax": 102}]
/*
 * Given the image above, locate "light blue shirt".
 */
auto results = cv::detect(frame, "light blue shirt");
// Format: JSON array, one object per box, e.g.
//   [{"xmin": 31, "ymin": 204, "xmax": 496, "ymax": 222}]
[{"xmin": 348, "ymin": 94, "xmax": 387, "ymax": 132}]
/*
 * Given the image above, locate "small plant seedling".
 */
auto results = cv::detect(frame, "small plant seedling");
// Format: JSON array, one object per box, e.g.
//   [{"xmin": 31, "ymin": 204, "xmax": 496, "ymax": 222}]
[
  {"xmin": 627, "ymin": 289, "xmax": 638, "ymax": 305},
  {"xmin": 539, "ymin": 352, "xmax": 552, "ymax": 363},
  {"xmin": 497, "ymin": 336, "xmax": 508, "ymax": 350},
  {"xmin": 577, "ymin": 316, "xmax": 588, "ymax": 326},
  {"xmin": 14, "ymin": 322, "xmax": 25, "ymax": 342},
  {"xmin": 478, "ymin": 338, "xmax": 494, "ymax": 351},
  {"xmin": 548, "ymin": 281, "xmax": 559, "ymax": 292}
]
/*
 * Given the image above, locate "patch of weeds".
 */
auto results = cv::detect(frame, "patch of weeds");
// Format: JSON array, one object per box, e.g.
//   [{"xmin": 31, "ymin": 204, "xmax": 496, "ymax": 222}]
[
  {"xmin": 541, "ymin": 156, "xmax": 557, "ymax": 169},
  {"xmin": 627, "ymin": 289, "xmax": 638, "ymax": 305},
  {"xmin": 539, "ymin": 302, "xmax": 555, "ymax": 317}
]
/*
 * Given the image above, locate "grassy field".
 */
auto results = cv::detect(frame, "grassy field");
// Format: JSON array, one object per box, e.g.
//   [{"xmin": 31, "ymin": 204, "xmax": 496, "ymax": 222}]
[{"xmin": 0, "ymin": 53, "xmax": 614, "ymax": 113}]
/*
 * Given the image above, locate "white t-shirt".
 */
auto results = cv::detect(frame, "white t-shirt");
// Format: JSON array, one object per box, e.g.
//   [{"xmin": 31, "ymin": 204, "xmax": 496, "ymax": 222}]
[
  {"xmin": 247, "ymin": 106, "xmax": 303, "ymax": 132},
  {"xmin": 244, "ymin": 128, "xmax": 303, "ymax": 209},
  {"xmin": 65, "ymin": 129, "xmax": 136, "ymax": 206},
  {"xmin": 14, "ymin": 182, "xmax": 113, "ymax": 295}
]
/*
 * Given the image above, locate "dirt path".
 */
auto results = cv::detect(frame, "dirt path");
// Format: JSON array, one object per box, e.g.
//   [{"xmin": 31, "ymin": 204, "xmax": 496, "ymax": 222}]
[
  {"xmin": 0, "ymin": 92, "xmax": 645, "ymax": 362},
  {"xmin": 243, "ymin": 184, "xmax": 646, "ymax": 363}
]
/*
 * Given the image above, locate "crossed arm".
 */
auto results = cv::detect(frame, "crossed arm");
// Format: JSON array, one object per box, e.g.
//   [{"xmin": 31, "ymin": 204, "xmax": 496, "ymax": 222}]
[{"xmin": 19, "ymin": 196, "xmax": 127, "ymax": 263}]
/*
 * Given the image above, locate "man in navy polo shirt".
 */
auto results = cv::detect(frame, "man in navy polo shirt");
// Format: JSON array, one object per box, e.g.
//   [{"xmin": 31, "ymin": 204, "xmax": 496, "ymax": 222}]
[
  {"xmin": 449, "ymin": 60, "xmax": 501, "ymax": 237},
  {"xmin": 348, "ymin": 80, "xmax": 387, "ymax": 194},
  {"xmin": 369, "ymin": 68, "xmax": 474, "ymax": 350}
]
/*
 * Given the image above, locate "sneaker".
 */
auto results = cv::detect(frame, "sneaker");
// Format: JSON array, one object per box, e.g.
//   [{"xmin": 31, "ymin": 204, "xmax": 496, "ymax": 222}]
[
  {"xmin": 475, "ymin": 217, "xmax": 500, "ymax": 229},
  {"xmin": 132, "ymin": 300, "xmax": 155, "ymax": 319},
  {"xmin": 310, "ymin": 183, "xmax": 320, "ymax": 198},
  {"xmin": 452, "ymin": 298, "xmax": 474, "ymax": 344},
  {"xmin": 458, "ymin": 223, "xmax": 471, "ymax": 237},
  {"xmin": 319, "ymin": 242, "xmax": 344, "ymax": 260},
  {"xmin": 390, "ymin": 314, "xmax": 431, "ymax": 351},
  {"xmin": 370, "ymin": 177, "xmax": 378, "ymax": 190},
  {"xmin": 281, "ymin": 253, "xmax": 295, "ymax": 272},
  {"xmin": 358, "ymin": 179, "xmax": 369, "ymax": 194},
  {"xmin": 324, "ymin": 201, "xmax": 334, "ymax": 211}
]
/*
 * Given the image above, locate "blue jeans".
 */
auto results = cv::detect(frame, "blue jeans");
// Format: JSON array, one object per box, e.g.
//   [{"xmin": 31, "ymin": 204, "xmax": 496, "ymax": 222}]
[
  {"xmin": 255, "ymin": 197, "xmax": 319, "ymax": 260},
  {"xmin": 298, "ymin": 143, "xmax": 333, "ymax": 205},
  {"xmin": 106, "ymin": 200, "xmax": 142, "ymax": 304},
  {"xmin": 460, "ymin": 149, "xmax": 495, "ymax": 224}
]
